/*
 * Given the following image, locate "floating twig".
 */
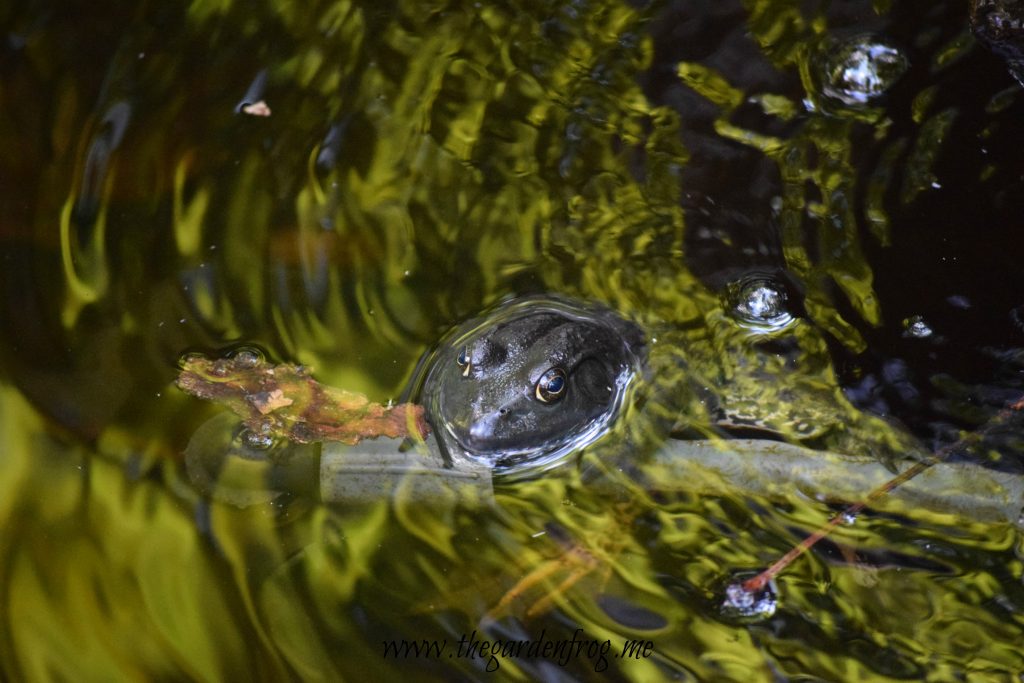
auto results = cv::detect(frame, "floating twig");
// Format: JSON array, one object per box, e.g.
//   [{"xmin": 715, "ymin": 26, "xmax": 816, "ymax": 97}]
[{"xmin": 175, "ymin": 351, "xmax": 429, "ymax": 445}]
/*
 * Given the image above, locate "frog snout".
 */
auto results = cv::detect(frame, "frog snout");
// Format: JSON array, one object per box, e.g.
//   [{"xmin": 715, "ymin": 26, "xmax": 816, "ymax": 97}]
[
  {"xmin": 468, "ymin": 417, "xmax": 497, "ymax": 445},
  {"xmin": 464, "ymin": 405, "xmax": 526, "ymax": 451}
]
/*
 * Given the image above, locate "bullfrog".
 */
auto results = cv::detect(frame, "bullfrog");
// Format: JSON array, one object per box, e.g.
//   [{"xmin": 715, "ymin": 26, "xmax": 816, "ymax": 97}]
[
  {"xmin": 415, "ymin": 290, "xmax": 870, "ymax": 479},
  {"xmin": 411, "ymin": 294, "xmax": 1023, "ymax": 510},
  {"xmin": 417, "ymin": 296, "xmax": 646, "ymax": 475}
]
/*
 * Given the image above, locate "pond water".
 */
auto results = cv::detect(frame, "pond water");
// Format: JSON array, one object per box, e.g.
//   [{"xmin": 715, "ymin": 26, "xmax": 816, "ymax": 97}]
[{"xmin": 3, "ymin": 0, "xmax": 1024, "ymax": 679}]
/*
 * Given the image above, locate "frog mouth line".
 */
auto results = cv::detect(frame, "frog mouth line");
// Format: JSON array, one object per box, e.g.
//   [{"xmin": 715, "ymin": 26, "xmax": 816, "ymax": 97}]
[
  {"xmin": 435, "ymin": 369, "xmax": 640, "ymax": 479},
  {"xmin": 439, "ymin": 403, "xmax": 620, "ymax": 475}
]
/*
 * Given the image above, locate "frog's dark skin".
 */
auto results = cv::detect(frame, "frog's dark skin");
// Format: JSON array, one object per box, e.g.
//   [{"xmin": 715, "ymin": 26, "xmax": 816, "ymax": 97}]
[{"xmin": 421, "ymin": 299, "xmax": 645, "ymax": 469}]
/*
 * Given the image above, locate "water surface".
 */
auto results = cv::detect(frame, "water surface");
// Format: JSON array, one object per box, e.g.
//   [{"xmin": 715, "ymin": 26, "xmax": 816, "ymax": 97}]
[{"xmin": 3, "ymin": 0, "xmax": 1024, "ymax": 679}]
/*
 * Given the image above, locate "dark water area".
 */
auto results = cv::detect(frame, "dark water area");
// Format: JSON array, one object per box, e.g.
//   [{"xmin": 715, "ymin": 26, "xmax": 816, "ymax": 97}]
[{"xmin": 3, "ymin": 0, "xmax": 1024, "ymax": 680}]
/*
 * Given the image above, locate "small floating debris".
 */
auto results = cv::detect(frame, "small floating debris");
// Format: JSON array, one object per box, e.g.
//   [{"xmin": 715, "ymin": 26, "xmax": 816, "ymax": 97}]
[
  {"xmin": 241, "ymin": 100, "xmax": 272, "ymax": 117},
  {"xmin": 236, "ymin": 69, "xmax": 272, "ymax": 117}
]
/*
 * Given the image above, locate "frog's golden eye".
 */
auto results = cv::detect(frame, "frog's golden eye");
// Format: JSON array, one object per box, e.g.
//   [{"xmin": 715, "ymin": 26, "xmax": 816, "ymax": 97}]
[
  {"xmin": 535, "ymin": 368, "xmax": 566, "ymax": 403},
  {"xmin": 456, "ymin": 346, "xmax": 471, "ymax": 376}
]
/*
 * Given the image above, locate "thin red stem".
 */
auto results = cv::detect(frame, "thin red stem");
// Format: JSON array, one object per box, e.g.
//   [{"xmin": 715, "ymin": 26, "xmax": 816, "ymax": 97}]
[
  {"xmin": 741, "ymin": 460, "xmax": 931, "ymax": 592},
  {"xmin": 739, "ymin": 396, "xmax": 1024, "ymax": 594}
]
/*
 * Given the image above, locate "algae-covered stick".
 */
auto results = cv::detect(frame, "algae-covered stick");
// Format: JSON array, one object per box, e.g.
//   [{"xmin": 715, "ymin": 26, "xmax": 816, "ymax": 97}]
[
  {"xmin": 175, "ymin": 351, "xmax": 429, "ymax": 444},
  {"xmin": 733, "ymin": 397, "xmax": 1024, "ymax": 597}
]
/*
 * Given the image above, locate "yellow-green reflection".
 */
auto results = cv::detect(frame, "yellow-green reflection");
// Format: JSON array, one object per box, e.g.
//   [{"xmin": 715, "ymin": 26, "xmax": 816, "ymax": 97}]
[{"xmin": 2, "ymin": 0, "xmax": 1024, "ymax": 680}]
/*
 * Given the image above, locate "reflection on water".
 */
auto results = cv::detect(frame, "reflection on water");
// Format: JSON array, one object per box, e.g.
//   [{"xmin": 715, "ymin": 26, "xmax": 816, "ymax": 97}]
[{"xmin": 2, "ymin": 0, "xmax": 1024, "ymax": 679}]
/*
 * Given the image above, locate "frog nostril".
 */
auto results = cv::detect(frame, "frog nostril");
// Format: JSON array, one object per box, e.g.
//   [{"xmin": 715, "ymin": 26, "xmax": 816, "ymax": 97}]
[{"xmin": 499, "ymin": 408, "xmax": 509, "ymax": 416}]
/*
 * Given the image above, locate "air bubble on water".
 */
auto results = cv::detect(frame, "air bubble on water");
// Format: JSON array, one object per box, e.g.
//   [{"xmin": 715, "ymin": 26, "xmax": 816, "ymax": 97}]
[
  {"xmin": 727, "ymin": 276, "xmax": 794, "ymax": 331},
  {"xmin": 902, "ymin": 315, "xmax": 933, "ymax": 339},
  {"xmin": 820, "ymin": 35, "xmax": 908, "ymax": 107},
  {"xmin": 720, "ymin": 576, "xmax": 778, "ymax": 621},
  {"xmin": 740, "ymin": 286, "xmax": 782, "ymax": 319},
  {"xmin": 240, "ymin": 429, "xmax": 274, "ymax": 450},
  {"xmin": 230, "ymin": 346, "xmax": 265, "ymax": 368}
]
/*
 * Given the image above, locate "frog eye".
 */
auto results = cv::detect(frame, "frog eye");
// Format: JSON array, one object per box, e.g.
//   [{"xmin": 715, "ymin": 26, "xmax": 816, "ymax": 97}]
[
  {"xmin": 535, "ymin": 368, "xmax": 567, "ymax": 403},
  {"xmin": 456, "ymin": 346, "xmax": 471, "ymax": 376}
]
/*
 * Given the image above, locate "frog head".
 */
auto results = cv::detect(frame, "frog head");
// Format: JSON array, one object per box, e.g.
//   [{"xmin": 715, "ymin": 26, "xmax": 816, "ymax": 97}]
[{"xmin": 419, "ymin": 297, "xmax": 645, "ymax": 475}]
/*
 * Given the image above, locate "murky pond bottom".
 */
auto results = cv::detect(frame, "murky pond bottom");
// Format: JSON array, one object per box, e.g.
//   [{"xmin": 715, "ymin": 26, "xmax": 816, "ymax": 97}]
[{"xmin": 3, "ymin": 0, "xmax": 1024, "ymax": 680}]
